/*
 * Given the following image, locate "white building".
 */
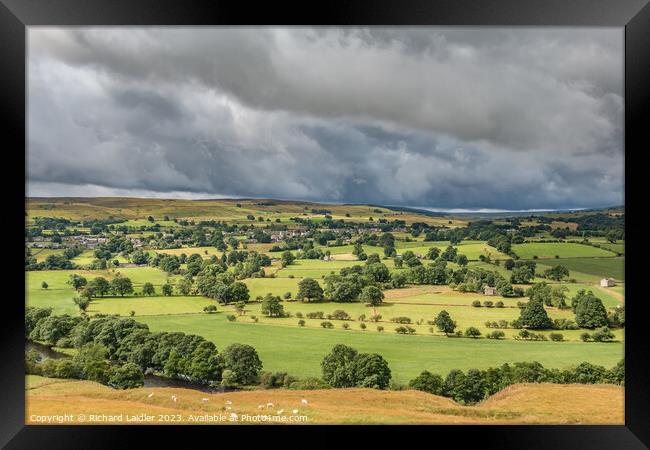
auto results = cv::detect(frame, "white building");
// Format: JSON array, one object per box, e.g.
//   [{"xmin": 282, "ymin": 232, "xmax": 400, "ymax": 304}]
[{"xmin": 600, "ymin": 278, "xmax": 616, "ymax": 287}]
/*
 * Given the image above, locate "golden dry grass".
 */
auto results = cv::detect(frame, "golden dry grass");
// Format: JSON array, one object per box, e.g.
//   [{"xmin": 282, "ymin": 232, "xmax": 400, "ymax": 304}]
[{"xmin": 26, "ymin": 376, "xmax": 623, "ymax": 425}]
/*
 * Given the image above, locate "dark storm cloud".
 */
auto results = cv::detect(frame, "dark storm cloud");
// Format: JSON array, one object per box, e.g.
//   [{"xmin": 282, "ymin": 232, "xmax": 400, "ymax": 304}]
[{"xmin": 27, "ymin": 27, "xmax": 623, "ymax": 209}]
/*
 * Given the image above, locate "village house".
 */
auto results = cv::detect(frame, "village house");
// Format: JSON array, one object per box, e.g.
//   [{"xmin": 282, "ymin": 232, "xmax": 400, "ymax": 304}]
[
  {"xmin": 600, "ymin": 278, "xmax": 616, "ymax": 287},
  {"xmin": 483, "ymin": 286, "xmax": 497, "ymax": 296}
]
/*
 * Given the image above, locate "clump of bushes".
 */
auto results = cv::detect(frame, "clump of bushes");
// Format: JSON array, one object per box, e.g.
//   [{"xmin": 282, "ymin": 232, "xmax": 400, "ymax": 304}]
[
  {"xmin": 395, "ymin": 325, "xmax": 416, "ymax": 334},
  {"xmin": 464, "ymin": 327, "xmax": 482, "ymax": 338},
  {"xmin": 330, "ymin": 310, "xmax": 351, "ymax": 321},
  {"xmin": 203, "ymin": 305, "xmax": 217, "ymax": 314},
  {"xmin": 486, "ymin": 330, "xmax": 505, "ymax": 339},
  {"xmin": 390, "ymin": 316, "xmax": 412, "ymax": 324}
]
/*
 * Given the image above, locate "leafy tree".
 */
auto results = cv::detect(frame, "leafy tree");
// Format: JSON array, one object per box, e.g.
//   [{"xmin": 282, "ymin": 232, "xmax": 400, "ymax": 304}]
[
  {"xmin": 218, "ymin": 343, "xmax": 262, "ymax": 385},
  {"xmin": 574, "ymin": 291, "xmax": 608, "ymax": 328},
  {"xmin": 175, "ymin": 278, "xmax": 193, "ymax": 296},
  {"xmin": 187, "ymin": 341, "xmax": 222, "ymax": 383},
  {"xmin": 142, "ymin": 282, "xmax": 156, "ymax": 296},
  {"xmin": 162, "ymin": 283, "xmax": 173, "ymax": 296},
  {"xmin": 591, "ymin": 327, "xmax": 615, "ymax": 342},
  {"xmin": 229, "ymin": 282, "xmax": 250, "ymax": 303},
  {"xmin": 519, "ymin": 299, "xmax": 553, "ymax": 329},
  {"xmin": 455, "ymin": 254, "xmax": 468, "ymax": 266},
  {"xmin": 296, "ymin": 278, "xmax": 324, "ymax": 302},
  {"xmin": 401, "ymin": 250, "xmax": 421, "ymax": 267},
  {"xmin": 440, "ymin": 246, "xmax": 458, "ymax": 262},
  {"xmin": 25, "ymin": 307, "xmax": 52, "ymax": 336},
  {"xmin": 390, "ymin": 271, "xmax": 408, "ymax": 288},
  {"xmin": 30, "ymin": 314, "xmax": 82, "ymax": 345},
  {"xmin": 88, "ymin": 277, "xmax": 110, "ymax": 297},
  {"xmin": 281, "ymin": 251, "xmax": 295, "ymax": 267},
  {"xmin": 409, "ymin": 370, "xmax": 444, "ymax": 395},
  {"xmin": 544, "ymin": 265, "xmax": 570, "ymax": 281},
  {"xmin": 73, "ymin": 343, "xmax": 111, "ymax": 384},
  {"xmin": 159, "ymin": 255, "xmax": 181, "ymax": 273},
  {"xmin": 364, "ymin": 263, "xmax": 391, "ymax": 283},
  {"xmin": 426, "ymin": 247, "xmax": 441, "ymax": 260},
  {"xmin": 366, "ymin": 253, "xmax": 381, "ymax": 265},
  {"xmin": 110, "ymin": 277, "xmax": 134, "ymax": 297},
  {"xmin": 108, "ymin": 362, "xmax": 144, "ymax": 389},
  {"xmin": 359, "ymin": 285, "xmax": 384, "ymax": 307},
  {"xmin": 73, "ymin": 296, "xmax": 91, "ymax": 312},
  {"xmin": 130, "ymin": 250, "xmax": 150, "ymax": 265},
  {"xmin": 352, "ymin": 242, "xmax": 365, "ymax": 259},
  {"xmin": 511, "ymin": 265, "xmax": 534, "ymax": 284},
  {"xmin": 463, "ymin": 369, "xmax": 487, "ymax": 404},
  {"xmin": 443, "ymin": 369, "xmax": 468, "ymax": 402},
  {"xmin": 353, "ymin": 353, "xmax": 391, "ymax": 389},
  {"xmin": 464, "ymin": 327, "xmax": 482, "ymax": 338},
  {"xmin": 551, "ymin": 286, "xmax": 569, "ymax": 309},
  {"xmin": 261, "ymin": 294, "xmax": 284, "ymax": 317},
  {"xmin": 434, "ymin": 310, "xmax": 456, "ymax": 336},
  {"xmin": 68, "ymin": 274, "xmax": 88, "ymax": 290},
  {"xmin": 321, "ymin": 344, "xmax": 358, "ymax": 388}
]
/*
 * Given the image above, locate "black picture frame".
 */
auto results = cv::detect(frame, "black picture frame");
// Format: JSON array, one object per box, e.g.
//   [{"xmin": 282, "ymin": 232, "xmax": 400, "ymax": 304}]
[{"xmin": 2, "ymin": 0, "xmax": 648, "ymax": 447}]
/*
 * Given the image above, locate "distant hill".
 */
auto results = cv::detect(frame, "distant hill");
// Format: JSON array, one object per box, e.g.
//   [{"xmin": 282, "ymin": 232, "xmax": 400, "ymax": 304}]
[
  {"xmin": 24, "ymin": 196, "xmax": 622, "ymax": 225},
  {"xmin": 26, "ymin": 376, "xmax": 623, "ymax": 425},
  {"xmin": 24, "ymin": 197, "xmax": 468, "ymax": 227}
]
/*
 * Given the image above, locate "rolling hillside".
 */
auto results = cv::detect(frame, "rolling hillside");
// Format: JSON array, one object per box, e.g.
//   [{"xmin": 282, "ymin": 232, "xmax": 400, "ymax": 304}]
[{"xmin": 26, "ymin": 376, "xmax": 623, "ymax": 425}]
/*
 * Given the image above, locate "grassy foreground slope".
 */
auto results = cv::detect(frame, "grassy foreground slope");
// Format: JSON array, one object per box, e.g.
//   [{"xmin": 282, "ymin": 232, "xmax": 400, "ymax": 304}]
[{"xmin": 26, "ymin": 376, "xmax": 623, "ymax": 424}]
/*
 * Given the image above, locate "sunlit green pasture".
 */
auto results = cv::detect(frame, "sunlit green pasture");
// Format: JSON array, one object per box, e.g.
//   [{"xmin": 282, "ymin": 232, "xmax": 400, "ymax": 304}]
[
  {"xmin": 536, "ymin": 257, "xmax": 624, "ymax": 282},
  {"xmin": 138, "ymin": 313, "xmax": 623, "ymax": 383},
  {"xmin": 512, "ymin": 242, "xmax": 617, "ymax": 259}
]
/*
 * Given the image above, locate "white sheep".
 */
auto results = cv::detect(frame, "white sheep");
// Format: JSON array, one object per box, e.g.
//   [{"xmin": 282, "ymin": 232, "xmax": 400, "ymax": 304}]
[
  {"xmin": 301, "ymin": 399, "xmax": 309, "ymax": 405},
  {"xmin": 225, "ymin": 400, "xmax": 232, "ymax": 405},
  {"xmin": 258, "ymin": 404, "xmax": 265, "ymax": 409},
  {"xmin": 147, "ymin": 393, "xmax": 154, "ymax": 398},
  {"xmin": 266, "ymin": 402, "xmax": 274, "ymax": 408},
  {"xmin": 292, "ymin": 409, "xmax": 299, "ymax": 414},
  {"xmin": 202, "ymin": 398, "xmax": 209, "ymax": 402}
]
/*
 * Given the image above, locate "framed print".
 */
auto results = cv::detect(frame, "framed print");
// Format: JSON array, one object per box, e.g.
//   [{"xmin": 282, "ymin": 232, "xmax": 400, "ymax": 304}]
[{"xmin": 2, "ymin": 0, "xmax": 649, "ymax": 447}]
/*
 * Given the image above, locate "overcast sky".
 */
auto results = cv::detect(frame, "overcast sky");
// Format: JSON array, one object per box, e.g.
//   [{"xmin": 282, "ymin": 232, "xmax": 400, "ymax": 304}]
[{"xmin": 27, "ymin": 27, "xmax": 624, "ymax": 210}]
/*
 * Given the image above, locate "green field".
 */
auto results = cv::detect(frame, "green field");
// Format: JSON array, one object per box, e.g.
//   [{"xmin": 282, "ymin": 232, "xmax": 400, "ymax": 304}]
[
  {"xmin": 137, "ymin": 313, "xmax": 623, "ymax": 383},
  {"xmin": 512, "ymin": 242, "xmax": 617, "ymax": 259},
  {"xmin": 275, "ymin": 258, "xmax": 402, "ymax": 279},
  {"xmin": 26, "ymin": 268, "xmax": 179, "ymax": 315},
  {"xmin": 152, "ymin": 246, "xmax": 223, "ymax": 259},
  {"xmin": 30, "ymin": 248, "xmax": 65, "ymax": 263},
  {"xmin": 536, "ymin": 257, "xmax": 624, "ymax": 282},
  {"xmin": 71, "ymin": 250, "xmax": 129, "ymax": 266},
  {"xmin": 90, "ymin": 295, "xmax": 215, "ymax": 316}
]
